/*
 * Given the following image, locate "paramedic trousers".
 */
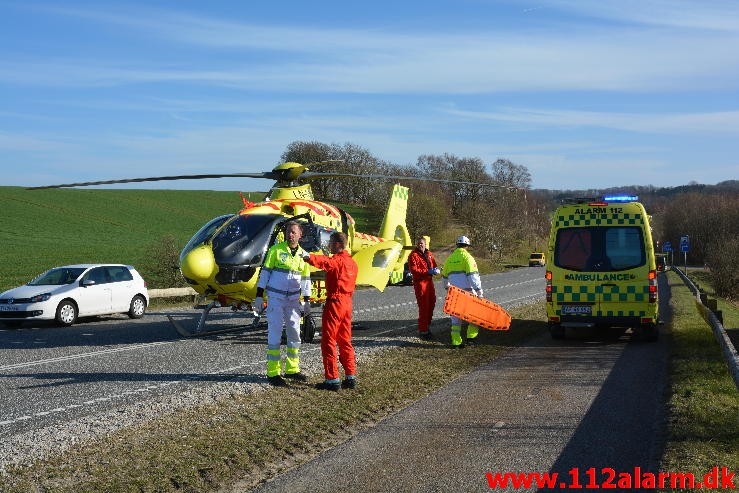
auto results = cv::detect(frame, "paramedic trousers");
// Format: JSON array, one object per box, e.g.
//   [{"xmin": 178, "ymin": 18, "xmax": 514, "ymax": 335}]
[
  {"xmin": 265, "ymin": 297, "xmax": 302, "ymax": 377},
  {"xmin": 413, "ymin": 277, "xmax": 436, "ymax": 333},
  {"xmin": 321, "ymin": 294, "xmax": 356, "ymax": 381},
  {"xmin": 450, "ymin": 313, "xmax": 480, "ymax": 346}
]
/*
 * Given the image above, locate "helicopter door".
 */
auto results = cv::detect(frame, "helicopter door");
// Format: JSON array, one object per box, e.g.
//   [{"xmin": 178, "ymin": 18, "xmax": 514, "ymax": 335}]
[{"xmin": 353, "ymin": 241, "xmax": 403, "ymax": 292}]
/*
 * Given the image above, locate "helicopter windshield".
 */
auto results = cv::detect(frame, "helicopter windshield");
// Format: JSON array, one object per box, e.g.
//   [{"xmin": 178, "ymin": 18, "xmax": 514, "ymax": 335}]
[
  {"xmin": 211, "ymin": 214, "xmax": 281, "ymax": 266},
  {"xmin": 180, "ymin": 214, "xmax": 234, "ymax": 261}
]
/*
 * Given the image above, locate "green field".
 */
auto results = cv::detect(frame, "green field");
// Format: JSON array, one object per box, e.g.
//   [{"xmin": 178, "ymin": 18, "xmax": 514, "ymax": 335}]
[
  {"xmin": 0, "ymin": 187, "xmax": 383, "ymax": 292},
  {"xmin": 0, "ymin": 187, "xmax": 265, "ymax": 291}
]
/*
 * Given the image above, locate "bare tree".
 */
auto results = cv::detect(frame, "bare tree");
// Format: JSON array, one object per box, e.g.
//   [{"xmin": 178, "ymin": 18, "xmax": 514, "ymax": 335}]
[{"xmin": 490, "ymin": 158, "xmax": 532, "ymax": 189}]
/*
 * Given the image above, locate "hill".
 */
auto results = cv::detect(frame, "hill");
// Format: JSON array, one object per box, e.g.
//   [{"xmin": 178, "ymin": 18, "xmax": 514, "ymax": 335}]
[
  {"xmin": 534, "ymin": 180, "xmax": 739, "ymax": 203},
  {"xmin": 0, "ymin": 187, "xmax": 383, "ymax": 292},
  {"xmin": 0, "ymin": 187, "xmax": 263, "ymax": 291}
]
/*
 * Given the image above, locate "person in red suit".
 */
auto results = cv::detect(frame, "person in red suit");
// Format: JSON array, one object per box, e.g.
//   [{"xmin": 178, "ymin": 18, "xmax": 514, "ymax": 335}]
[
  {"xmin": 408, "ymin": 235, "xmax": 439, "ymax": 339},
  {"xmin": 304, "ymin": 232, "xmax": 359, "ymax": 391}
]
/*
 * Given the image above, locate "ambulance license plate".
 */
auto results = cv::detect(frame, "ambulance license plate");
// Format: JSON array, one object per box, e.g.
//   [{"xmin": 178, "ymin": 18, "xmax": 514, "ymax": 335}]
[{"xmin": 561, "ymin": 305, "xmax": 592, "ymax": 315}]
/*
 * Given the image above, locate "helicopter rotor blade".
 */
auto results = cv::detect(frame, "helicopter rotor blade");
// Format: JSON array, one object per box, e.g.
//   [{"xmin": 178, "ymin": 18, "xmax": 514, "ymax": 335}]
[
  {"xmin": 298, "ymin": 172, "xmax": 521, "ymax": 190},
  {"xmin": 27, "ymin": 172, "xmax": 280, "ymax": 190},
  {"xmin": 27, "ymin": 160, "xmax": 520, "ymax": 190}
]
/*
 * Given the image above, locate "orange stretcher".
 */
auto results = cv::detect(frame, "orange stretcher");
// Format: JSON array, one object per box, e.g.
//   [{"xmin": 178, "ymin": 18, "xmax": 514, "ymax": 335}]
[{"xmin": 443, "ymin": 285, "xmax": 511, "ymax": 331}]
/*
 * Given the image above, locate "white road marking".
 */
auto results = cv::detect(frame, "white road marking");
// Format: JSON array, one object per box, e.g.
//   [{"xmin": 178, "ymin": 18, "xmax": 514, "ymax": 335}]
[
  {"xmin": 0, "ymin": 341, "xmax": 177, "ymax": 372},
  {"xmin": 2, "ymin": 277, "xmax": 543, "ymax": 428},
  {"xmin": 0, "ymin": 347, "xmax": 324, "ymax": 427}
]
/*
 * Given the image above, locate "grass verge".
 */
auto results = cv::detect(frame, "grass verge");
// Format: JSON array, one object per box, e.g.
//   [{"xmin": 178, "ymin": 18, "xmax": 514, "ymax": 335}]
[
  {"xmin": 0, "ymin": 303, "xmax": 546, "ymax": 492},
  {"xmin": 684, "ymin": 269, "xmax": 738, "ymax": 329},
  {"xmin": 657, "ymin": 271, "xmax": 738, "ymax": 491}
]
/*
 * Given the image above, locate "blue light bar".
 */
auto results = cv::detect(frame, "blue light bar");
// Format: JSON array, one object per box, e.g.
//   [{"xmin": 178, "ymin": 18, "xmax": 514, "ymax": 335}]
[{"xmin": 603, "ymin": 195, "xmax": 638, "ymax": 202}]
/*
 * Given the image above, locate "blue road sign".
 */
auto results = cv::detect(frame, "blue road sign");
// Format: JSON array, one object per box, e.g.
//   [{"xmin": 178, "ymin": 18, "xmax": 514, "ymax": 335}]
[
  {"xmin": 680, "ymin": 236, "xmax": 690, "ymax": 253},
  {"xmin": 663, "ymin": 241, "xmax": 672, "ymax": 252}
]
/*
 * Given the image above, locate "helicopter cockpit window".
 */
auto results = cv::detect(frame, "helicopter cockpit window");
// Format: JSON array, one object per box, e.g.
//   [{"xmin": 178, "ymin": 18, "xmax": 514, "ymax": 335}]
[
  {"xmin": 211, "ymin": 214, "xmax": 281, "ymax": 266},
  {"xmin": 296, "ymin": 223, "xmax": 333, "ymax": 255},
  {"xmin": 317, "ymin": 227, "xmax": 335, "ymax": 255},
  {"xmin": 180, "ymin": 214, "xmax": 234, "ymax": 261}
]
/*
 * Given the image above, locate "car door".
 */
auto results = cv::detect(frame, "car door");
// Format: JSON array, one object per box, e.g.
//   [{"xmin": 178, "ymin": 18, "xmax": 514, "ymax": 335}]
[
  {"xmin": 106, "ymin": 266, "xmax": 134, "ymax": 312},
  {"xmin": 77, "ymin": 267, "xmax": 113, "ymax": 315}
]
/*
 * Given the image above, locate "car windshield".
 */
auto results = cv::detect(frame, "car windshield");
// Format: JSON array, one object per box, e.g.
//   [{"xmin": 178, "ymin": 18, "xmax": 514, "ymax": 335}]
[
  {"xmin": 555, "ymin": 226, "xmax": 645, "ymax": 272},
  {"xmin": 211, "ymin": 214, "xmax": 282, "ymax": 266},
  {"xmin": 530, "ymin": 253, "xmax": 543, "ymax": 259},
  {"xmin": 29, "ymin": 267, "xmax": 86, "ymax": 286}
]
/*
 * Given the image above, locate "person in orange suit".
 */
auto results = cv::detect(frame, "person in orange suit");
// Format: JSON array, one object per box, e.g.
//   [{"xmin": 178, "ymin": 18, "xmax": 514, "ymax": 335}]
[
  {"xmin": 408, "ymin": 235, "xmax": 439, "ymax": 339},
  {"xmin": 304, "ymin": 232, "xmax": 359, "ymax": 391}
]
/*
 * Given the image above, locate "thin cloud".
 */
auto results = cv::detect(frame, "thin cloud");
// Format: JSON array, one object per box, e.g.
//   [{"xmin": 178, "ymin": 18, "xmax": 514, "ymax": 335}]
[
  {"xmin": 447, "ymin": 107, "xmax": 739, "ymax": 135},
  {"xmin": 538, "ymin": 0, "xmax": 739, "ymax": 32},
  {"xmin": 4, "ymin": 4, "xmax": 738, "ymax": 93}
]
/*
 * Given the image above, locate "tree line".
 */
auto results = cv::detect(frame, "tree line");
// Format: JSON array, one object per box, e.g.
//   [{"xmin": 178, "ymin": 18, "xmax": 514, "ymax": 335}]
[
  {"xmin": 281, "ymin": 140, "xmax": 550, "ymax": 262},
  {"xmin": 281, "ymin": 140, "xmax": 738, "ymax": 300}
]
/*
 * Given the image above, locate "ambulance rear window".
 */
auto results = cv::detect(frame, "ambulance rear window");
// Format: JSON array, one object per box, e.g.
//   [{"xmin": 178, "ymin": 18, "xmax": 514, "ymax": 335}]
[{"xmin": 554, "ymin": 226, "xmax": 645, "ymax": 272}]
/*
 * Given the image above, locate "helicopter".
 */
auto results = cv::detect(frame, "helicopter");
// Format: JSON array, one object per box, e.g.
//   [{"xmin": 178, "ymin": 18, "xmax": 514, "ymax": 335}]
[{"xmin": 30, "ymin": 161, "xmax": 514, "ymax": 338}]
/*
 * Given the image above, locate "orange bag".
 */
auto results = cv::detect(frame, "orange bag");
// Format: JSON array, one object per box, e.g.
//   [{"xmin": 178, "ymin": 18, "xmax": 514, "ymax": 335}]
[{"xmin": 443, "ymin": 285, "xmax": 511, "ymax": 331}]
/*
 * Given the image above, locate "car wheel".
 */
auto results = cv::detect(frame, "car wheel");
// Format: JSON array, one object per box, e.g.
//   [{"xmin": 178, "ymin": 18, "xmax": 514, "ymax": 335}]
[
  {"xmin": 55, "ymin": 300, "xmax": 78, "ymax": 326},
  {"xmin": 128, "ymin": 295, "xmax": 147, "ymax": 319}
]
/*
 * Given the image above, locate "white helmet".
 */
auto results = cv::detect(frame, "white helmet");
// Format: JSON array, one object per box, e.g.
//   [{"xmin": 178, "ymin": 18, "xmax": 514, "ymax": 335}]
[{"xmin": 456, "ymin": 235, "xmax": 471, "ymax": 246}]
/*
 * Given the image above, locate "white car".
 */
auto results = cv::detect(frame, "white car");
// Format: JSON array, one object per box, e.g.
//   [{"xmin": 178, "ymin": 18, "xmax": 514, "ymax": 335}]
[{"xmin": 0, "ymin": 264, "xmax": 149, "ymax": 327}]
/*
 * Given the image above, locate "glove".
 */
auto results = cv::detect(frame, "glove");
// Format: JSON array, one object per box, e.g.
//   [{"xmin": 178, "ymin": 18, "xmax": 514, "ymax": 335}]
[
  {"xmin": 302, "ymin": 300, "xmax": 311, "ymax": 316},
  {"xmin": 475, "ymin": 289, "xmax": 484, "ymax": 298},
  {"xmin": 253, "ymin": 297, "xmax": 265, "ymax": 315},
  {"xmin": 302, "ymin": 253, "xmax": 311, "ymax": 261},
  {"xmin": 427, "ymin": 268, "xmax": 435, "ymax": 275},
  {"xmin": 433, "ymin": 267, "xmax": 441, "ymax": 275}
]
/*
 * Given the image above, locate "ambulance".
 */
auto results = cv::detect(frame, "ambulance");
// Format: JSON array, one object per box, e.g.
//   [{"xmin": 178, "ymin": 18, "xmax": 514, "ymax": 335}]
[{"xmin": 545, "ymin": 196, "xmax": 659, "ymax": 341}]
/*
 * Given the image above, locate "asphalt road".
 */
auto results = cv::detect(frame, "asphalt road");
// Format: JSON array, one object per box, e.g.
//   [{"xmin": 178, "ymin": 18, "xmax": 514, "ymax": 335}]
[
  {"xmin": 0, "ymin": 268, "xmax": 544, "ymax": 444},
  {"xmin": 252, "ymin": 271, "xmax": 672, "ymax": 493},
  {"xmin": 1, "ymin": 267, "xmax": 673, "ymax": 492}
]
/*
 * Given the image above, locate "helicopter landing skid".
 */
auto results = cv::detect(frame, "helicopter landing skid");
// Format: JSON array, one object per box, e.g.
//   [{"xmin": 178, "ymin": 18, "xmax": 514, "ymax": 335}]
[{"xmin": 168, "ymin": 301, "xmax": 263, "ymax": 338}]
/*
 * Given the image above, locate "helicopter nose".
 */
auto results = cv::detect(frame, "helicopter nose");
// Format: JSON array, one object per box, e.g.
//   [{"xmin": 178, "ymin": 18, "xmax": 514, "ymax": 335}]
[{"xmin": 180, "ymin": 244, "xmax": 218, "ymax": 281}]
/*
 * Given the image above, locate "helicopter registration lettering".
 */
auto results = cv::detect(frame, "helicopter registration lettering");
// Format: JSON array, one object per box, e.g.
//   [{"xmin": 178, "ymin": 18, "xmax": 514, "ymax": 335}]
[{"xmin": 291, "ymin": 188, "xmax": 313, "ymax": 200}]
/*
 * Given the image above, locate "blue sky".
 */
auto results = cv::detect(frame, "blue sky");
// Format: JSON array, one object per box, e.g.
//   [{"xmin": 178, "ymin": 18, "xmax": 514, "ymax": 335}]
[{"xmin": 2, "ymin": 0, "xmax": 738, "ymax": 192}]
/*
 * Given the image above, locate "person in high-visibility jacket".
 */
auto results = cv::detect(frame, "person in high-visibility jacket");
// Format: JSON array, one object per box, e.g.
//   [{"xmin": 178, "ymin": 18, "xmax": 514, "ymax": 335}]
[
  {"xmin": 303, "ymin": 232, "xmax": 358, "ymax": 391},
  {"xmin": 254, "ymin": 221, "xmax": 312, "ymax": 386},
  {"xmin": 408, "ymin": 235, "xmax": 439, "ymax": 339},
  {"xmin": 441, "ymin": 235, "xmax": 483, "ymax": 348}
]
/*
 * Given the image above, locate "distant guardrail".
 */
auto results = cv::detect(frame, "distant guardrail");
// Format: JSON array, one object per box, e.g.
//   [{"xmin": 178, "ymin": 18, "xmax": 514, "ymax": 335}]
[
  {"xmin": 149, "ymin": 287, "xmax": 198, "ymax": 299},
  {"xmin": 673, "ymin": 267, "xmax": 739, "ymax": 391}
]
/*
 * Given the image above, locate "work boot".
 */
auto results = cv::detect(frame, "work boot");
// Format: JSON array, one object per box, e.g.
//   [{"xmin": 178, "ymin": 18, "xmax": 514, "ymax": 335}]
[
  {"xmin": 315, "ymin": 381, "xmax": 340, "ymax": 391},
  {"xmin": 284, "ymin": 372, "xmax": 309, "ymax": 382},
  {"xmin": 341, "ymin": 378, "xmax": 357, "ymax": 389},
  {"xmin": 466, "ymin": 338, "xmax": 477, "ymax": 346},
  {"xmin": 267, "ymin": 375, "xmax": 287, "ymax": 387},
  {"xmin": 418, "ymin": 331, "xmax": 433, "ymax": 340}
]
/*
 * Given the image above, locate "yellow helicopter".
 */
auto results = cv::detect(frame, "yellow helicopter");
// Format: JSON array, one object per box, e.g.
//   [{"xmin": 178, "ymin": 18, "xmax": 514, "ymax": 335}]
[{"xmin": 31, "ymin": 161, "xmax": 508, "ymax": 338}]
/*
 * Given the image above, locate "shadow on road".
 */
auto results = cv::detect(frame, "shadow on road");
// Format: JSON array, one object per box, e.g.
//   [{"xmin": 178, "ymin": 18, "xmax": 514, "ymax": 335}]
[{"xmin": 541, "ymin": 273, "xmax": 673, "ymax": 492}]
